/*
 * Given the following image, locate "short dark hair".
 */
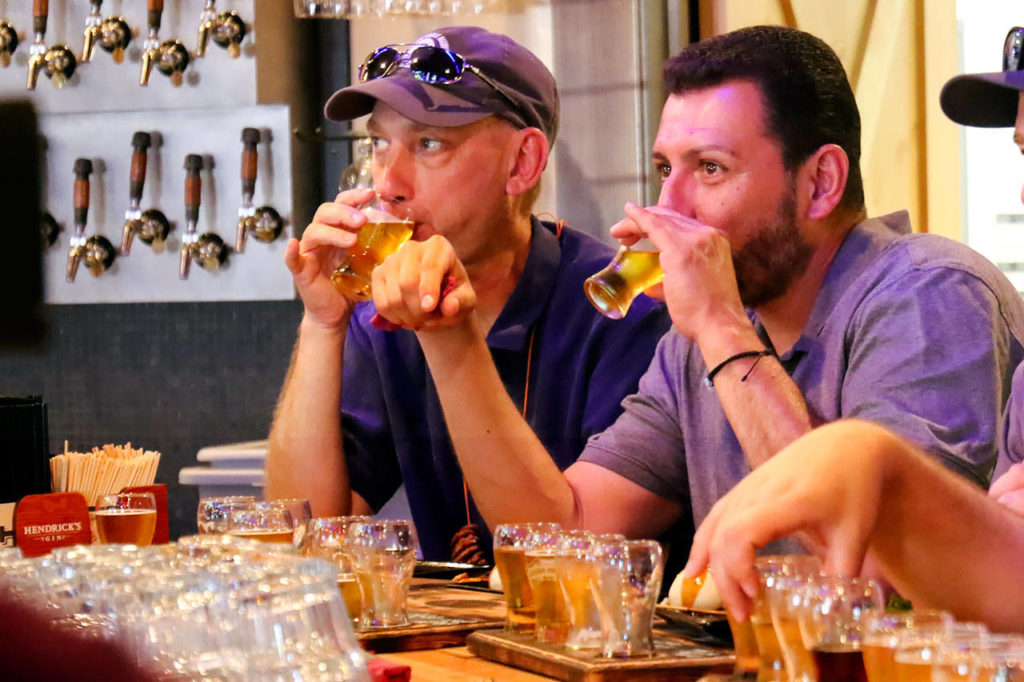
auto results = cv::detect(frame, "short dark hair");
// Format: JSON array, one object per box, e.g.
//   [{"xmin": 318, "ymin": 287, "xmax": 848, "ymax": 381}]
[{"xmin": 663, "ymin": 25, "xmax": 865, "ymax": 214}]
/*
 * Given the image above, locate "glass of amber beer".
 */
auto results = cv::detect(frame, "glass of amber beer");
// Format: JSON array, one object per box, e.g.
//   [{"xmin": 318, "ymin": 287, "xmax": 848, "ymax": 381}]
[
  {"xmin": 799, "ymin": 575, "xmax": 883, "ymax": 682},
  {"xmin": 493, "ymin": 522, "xmax": 561, "ymax": 634},
  {"xmin": 329, "ymin": 194, "xmax": 413, "ymax": 300},
  {"xmin": 584, "ymin": 237, "xmax": 663, "ymax": 320},
  {"xmin": 94, "ymin": 492, "xmax": 158, "ymax": 546},
  {"xmin": 305, "ymin": 515, "xmax": 371, "ymax": 626},
  {"xmin": 862, "ymin": 609, "xmax": 952, "ymax": 682},
  {"xmin": 226, "ymin": 503, "xmax": 296, "ymax": 544}
]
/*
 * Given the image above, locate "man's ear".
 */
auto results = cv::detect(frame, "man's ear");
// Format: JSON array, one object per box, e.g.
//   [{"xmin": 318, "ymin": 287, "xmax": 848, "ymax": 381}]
[
  {"xmin": 799, "ymin": 143, "xmax": 849, "ymax": 220},
  {"xmin": 506, "ymin": 128, "xmax": 549, "ymax": 196}
]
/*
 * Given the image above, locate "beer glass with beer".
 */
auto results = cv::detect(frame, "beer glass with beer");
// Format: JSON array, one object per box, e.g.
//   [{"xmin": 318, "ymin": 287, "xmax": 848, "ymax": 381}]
[
  {"xmin": 197, "ymin": 495, "xmax": 256, "ymax": 534},
  {"xmin": 524, "ymin": 525, "xmax": 572, "ymax": 644},
  {"xmin": 861, "ymin": 609, "xmax": 952, "ymax": 682},
  {"xmin": 753, "ymin": 555, "xmax": 822, "ymax": 681},
  {"xmin": 94, "ymin": 491, "xmax": 158, "ymax": 546},
  {"xmin": 226, "ymin": 503, "xmax": 295, "ymax": 544},
  {"xmin": 584, "ymin": 237, "xmax": 662, "ymax": 319},
  {"xmin": 329, "ymin": 194, "xmax": 413, "ymax": 300},
  {"xmin": 346, "ymin": 519, "xmax": 419, "ymax": 628},
  {"xmin": 493, "ymin": 522, "xmax": 561, "ymax": 634},
  {"xmin": 264, "ymin": 497, "xmax": 312, "ymax": 549},
  {"xmin": 305, "ymin": 515, "xmax": 371, "ymax": 626},
  {"xmin": 558, "ymin": 531, "xmax": 603, "ymax": 651},
  {"xmin": 798, "ymin": 575, "xmax": 883, "ymax": 682}
]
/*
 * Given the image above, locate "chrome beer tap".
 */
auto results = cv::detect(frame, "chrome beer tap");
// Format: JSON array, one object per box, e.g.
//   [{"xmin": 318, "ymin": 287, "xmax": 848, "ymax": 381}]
[
  {"xmin": 26, "ymin": 0, "xmax": 48, "ymax": 89},
  {"xmin": 80, "ymin": 0, "xmax": 102, "ymax": 62},
  {"xmin": 66, "ymin": 158, "xmax": 115, "ymax": 282},
  {"xmin": 179, "ymin": 154, "xmax": 227, "ymax": 279},
  {"xmin": 0, "ymin": 20, "xmax": 19, "ymax": 68},
  {"xmin": 235, "ymin": 128, "xmax": 283, "ymax": 253},
  {"xmin": 139, "ymin": 0, "xmax": 163, "ymax": 85},
  {"xmin": 120, "ymin": 132, "xmax": 170, "ymax": 255}
]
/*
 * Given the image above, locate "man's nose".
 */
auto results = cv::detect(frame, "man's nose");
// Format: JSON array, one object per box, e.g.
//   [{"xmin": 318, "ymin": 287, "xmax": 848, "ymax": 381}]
[
  {"xmin": 656, "ymin": 172, "xmax": 696, "ymax": 218},
  {"xmin": 373, "ymin": 146, "xmax": 412, "ymax": 203}
]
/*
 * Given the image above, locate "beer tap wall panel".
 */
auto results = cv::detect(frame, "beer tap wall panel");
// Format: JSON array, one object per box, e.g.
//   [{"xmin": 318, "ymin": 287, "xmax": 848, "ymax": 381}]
[{"xmin": 0, "ymin": 0, "xmax": 313, "ymax": 303}]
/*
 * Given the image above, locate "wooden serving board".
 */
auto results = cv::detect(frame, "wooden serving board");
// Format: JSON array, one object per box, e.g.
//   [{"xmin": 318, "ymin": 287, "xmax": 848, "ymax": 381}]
[
  {"xmin": 357, "ymin": 582, "xmax": 506, "ymax": 653},
  {"xmin": 466, "ymin": 628, "xmax": 735, "ymax": 682}
]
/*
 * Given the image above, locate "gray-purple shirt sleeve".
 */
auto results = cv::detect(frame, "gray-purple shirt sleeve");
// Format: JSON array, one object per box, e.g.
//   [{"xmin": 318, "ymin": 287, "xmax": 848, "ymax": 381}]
[
  {"xmin": 996, "ymin": 361, "xmax": 1024, "ymax": 478},
  {"xmin": 838, "ymin": 264, "xmax": 1016, "ymax": 487}
]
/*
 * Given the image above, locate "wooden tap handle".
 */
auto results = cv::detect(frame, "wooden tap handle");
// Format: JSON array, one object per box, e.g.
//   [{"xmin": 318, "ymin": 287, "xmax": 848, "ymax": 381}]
[
  {"xmin": 241, "ymin": 127, "xmax": 260, "ymax": 195},
  {"xmin": 184, "ymin": 154, "xmax": 203, "ymax": 224},
  {"xmin": 73, "ymin": 158, "xmax": 92, "ymax": 227},
  {"xmin": 129, "ymin": 132, "xmax": 151, "ymax": 203},
  {"xmin": 33, "ymin": 0, "xmax": 48, "ymax": 35},
  {"xmin": 148, "ymin": 0, "xmax": 163, "ymax": 32}
]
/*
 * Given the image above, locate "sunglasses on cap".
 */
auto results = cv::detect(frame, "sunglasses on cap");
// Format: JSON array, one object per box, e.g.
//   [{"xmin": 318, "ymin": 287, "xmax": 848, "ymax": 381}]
[
  {"xmin": 1005, "ymin": 27, "xmax": 1024, "ymax": 71},
  {"xmin": 358, "ymin": 44, "xmax": 524, "ymax": 120}
]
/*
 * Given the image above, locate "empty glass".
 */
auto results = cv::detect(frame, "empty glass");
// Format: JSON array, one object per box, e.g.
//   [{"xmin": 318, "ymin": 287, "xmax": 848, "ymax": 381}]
[
  {"xmin": 594, "ymin": 538, "xmax": 664, "ymax": 658},
  {"xmin": 346, "ymin": 519, "xmax": 419, "ymax": 628}
]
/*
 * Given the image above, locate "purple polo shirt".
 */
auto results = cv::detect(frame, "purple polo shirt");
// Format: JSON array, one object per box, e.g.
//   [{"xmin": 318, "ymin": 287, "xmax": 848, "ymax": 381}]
[
  {"xmin": 997, "ymin": 363, "xmax": 1024, "ymax": 476},
  {"xmin": 581, "ymin": 211, "xmax": 1024, "ymax": 531},
  {"xmin": 341, "ymin": 217, "xmax": 672, "ymax": 560}
]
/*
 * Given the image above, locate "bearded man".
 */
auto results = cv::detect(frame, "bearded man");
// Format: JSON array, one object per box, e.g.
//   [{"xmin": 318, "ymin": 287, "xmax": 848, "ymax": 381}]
[{"xmin": 371, "ymin": 25, "xmax": 1024, "ymax": 554}]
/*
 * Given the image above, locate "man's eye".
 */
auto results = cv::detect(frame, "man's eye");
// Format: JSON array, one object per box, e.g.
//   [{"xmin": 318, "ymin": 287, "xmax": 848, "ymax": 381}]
[
  {"xmin": 700, "ymin": 160, "xmax": 722, "ymax": 175},
  {"xmin": 419, "ymin": 138, "xmax": 442, "ymax": 152},
  {"xmin": 370, "ymin": 136, "xmax": 388, "ymax": 152},
  {"xmin": 655, "ymin": 163, "xmax": 671, "ymax": 180}
]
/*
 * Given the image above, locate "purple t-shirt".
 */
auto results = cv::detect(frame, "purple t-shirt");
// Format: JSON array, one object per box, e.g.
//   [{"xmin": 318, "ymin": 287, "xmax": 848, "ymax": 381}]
[
  {"xmin": 581, "ymin": 211, "xmax": 1024, "ymax": 530},
  {"xmin": 341, "ymin": 218, "xmax": 672, "ymax": 560},
  {"xmin": 996, "ymin": 363, "xmax": 1024, "ymax": 477}
]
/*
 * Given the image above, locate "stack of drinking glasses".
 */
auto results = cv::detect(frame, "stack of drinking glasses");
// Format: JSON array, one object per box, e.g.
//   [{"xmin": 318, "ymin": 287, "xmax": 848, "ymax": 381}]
[
  {"xmin": 293, "ymin": 0, "xmax": 505, "ymax": 19},
  {"xmin": 0, "ymin": 536, "xmax": 370, "ymax": 681},
  {"xmin": 726, "ymin": 553, "xmax": 1024, "ymax": 681},
  {"xmin": 493, "ymin": 523, "xmax": 665, "ymax": 658}
]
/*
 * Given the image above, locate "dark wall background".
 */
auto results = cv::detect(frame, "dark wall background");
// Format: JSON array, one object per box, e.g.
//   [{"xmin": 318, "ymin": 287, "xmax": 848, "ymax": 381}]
[{"xmin": 0, "ymin": 301, "xmax": 304, "ymax": 539}]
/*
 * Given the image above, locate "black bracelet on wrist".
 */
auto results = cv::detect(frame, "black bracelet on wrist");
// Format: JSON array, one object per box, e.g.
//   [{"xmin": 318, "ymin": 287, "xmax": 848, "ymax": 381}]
[{"xmin": 703, "ymin": 349, "xmax": 775, "ymax": 388}]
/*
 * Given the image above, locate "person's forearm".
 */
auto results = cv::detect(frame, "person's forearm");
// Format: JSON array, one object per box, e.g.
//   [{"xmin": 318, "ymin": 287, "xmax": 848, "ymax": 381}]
[
  {"xmin": 698, "ymin": 319, "xmax": 813, "ymax": 468},
  {"xmin": 416, "ymin": 316, "xmax": 578, "ymax": 527},
  {"xmin": 265, "ymin": 315, "xmax": 351, "ymax": 517},
  {"xmin": 870, "ymin": 441, "xmax": 1024, "ymax": 632}
]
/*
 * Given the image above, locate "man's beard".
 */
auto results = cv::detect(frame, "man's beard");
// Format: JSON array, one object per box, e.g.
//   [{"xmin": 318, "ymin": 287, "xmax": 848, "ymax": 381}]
[{"xmin": 732, "ymin": 190, "xmax": 812, "ymax": 308}]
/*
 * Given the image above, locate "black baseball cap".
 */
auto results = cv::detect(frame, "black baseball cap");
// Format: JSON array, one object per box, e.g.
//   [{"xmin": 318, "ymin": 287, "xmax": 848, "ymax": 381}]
[
  {"xmin": 941, "ymin": 26, "xmax": 1024, "ymax": 127},
  {"xmin": 324, "ymin": 26, "xmax": 559, "ymax": 144}
]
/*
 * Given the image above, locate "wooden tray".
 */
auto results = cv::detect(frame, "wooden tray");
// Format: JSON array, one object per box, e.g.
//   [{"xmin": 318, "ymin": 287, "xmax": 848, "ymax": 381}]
[
  {"xmin": 357, "ymin": 582, "xmax": 506, "ymax": 653},
  {"xmin": 467, "ymin": 628, "xmax": 734, "ymax": 682}
]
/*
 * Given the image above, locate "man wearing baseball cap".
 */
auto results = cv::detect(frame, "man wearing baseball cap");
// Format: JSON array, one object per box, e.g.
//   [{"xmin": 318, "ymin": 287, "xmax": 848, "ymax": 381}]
[
  {"xmin": 265, "ymin": 26, "xmax": 670, "ymax": 562},
  {"xmin": 942, "ymin": 26, "xmax": 1024, "ymax": 513}
]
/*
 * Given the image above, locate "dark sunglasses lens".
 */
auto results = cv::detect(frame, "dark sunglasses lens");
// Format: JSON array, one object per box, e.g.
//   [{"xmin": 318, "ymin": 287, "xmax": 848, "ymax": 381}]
[
  {"xmin": 1004, "ymin": 27, "xmax": 1024, "ymax": 71},
  {"xmin": 408, "ymin": 47, "xmax": 463, "ymax": 84},
  {"xmin": 361, "ymin": 46, "xmax": 399, "ymax": 81}
]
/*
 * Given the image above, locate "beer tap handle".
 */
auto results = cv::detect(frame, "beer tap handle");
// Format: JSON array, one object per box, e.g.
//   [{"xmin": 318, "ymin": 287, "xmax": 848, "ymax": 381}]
[
  {"xmin": 81, "ymin": 0, "xmax": 102, "ymax": 62},
  {"xmin": 67, "ymin": 158, "xmax": 92, "ymax": 282},
  {"xmin": 180, "ymin": 154, "xmax": 203, "ymax": 279},
  {"xmin": 73, "ymin": 158, "xmax": 92, "ymax": 236},
  {"xmin": 196, "ymin": 0, "xmax": 216, "ymax": 58},
  {"xmin": 236, "ymin": 127, "xmax": 260, "ymax": 253},
  {"xmin": 121, "ymin": 132, "xmax": 151, "ymax": 255},
  {"xmin": 33, "ymin": 0, "xmax": 48, "ymax": 38},
  {"xmin": 140, "ymin": 0, "xmax": 163, "ymax": 86},
  {"xmin": 26, "ymin": 0, "xmax": 49, "ymax": 90},
  {"xmin": 129, "ymin": 132, "xmax": 151, "ymax": 208}
]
